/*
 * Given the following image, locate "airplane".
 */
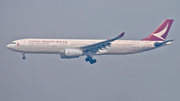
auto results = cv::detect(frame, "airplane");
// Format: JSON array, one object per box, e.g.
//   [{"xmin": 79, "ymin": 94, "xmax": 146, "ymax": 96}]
[{"xmin": 7, "ymin": 19, "xmax": 174, "ymax": 64}]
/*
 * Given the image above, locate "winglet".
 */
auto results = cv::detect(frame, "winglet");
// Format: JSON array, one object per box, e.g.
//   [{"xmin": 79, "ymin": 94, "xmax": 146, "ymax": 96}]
[
  {"xmin": 107, "ymin": 38, "xmax": 110, "ymax": 40},
  {"xmin": 118, "ymin": 32, "xmax": 125, "ymax": 37}
]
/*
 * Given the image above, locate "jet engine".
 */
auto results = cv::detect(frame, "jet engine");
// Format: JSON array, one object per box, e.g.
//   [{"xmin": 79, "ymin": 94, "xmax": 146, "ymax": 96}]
[{"xmin": 60, "ymin": 49, "xmax": 83, "ymax": 58}]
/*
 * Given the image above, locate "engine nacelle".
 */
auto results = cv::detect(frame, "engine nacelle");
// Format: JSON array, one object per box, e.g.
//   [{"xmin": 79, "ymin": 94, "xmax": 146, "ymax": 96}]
[{"xmin": 60, "ymin": 49, "xmax": 83, "ymax": 58}]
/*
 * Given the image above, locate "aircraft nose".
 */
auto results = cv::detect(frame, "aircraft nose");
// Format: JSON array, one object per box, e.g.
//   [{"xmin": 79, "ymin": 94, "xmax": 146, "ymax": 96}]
[{"xmin": 7, "ymin": 44, "xmax": 10, "ymax": 48}]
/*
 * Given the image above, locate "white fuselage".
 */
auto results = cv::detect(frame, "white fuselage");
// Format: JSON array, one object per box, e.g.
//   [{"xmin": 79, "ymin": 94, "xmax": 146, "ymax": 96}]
[
  {"xmin": 7, "ymin": 39, "xmax": 161, "ymax": 55},
  {"xmin": 6, "ymin": 19, "xmax": 173, "ymax": 64}
]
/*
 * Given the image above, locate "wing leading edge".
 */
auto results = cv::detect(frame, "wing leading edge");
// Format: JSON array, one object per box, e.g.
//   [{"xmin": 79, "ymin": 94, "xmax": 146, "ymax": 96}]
[{"xmin": 80, "ymin": 32, "xmax": 125, "ymax": 52}]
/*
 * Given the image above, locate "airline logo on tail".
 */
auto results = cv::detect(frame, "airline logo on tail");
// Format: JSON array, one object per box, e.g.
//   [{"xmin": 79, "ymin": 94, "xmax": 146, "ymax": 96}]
[
  {"xmin": 153, "ymin": 22, "xmax": 169, "ymax": 41},
  {"xmin": 142, "ymin": 19, "xmax": 173, "ymax": 41}
]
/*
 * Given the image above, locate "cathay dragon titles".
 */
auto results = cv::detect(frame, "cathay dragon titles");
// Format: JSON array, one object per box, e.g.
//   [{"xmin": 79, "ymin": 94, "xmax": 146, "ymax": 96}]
[{"xmin": 7, "ymin": 19, "xmax": 174, "ymax": 64}]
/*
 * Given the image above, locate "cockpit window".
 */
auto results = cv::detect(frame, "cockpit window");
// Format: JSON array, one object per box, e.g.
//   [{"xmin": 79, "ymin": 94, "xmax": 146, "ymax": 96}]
[{"xmin": 11, "ymin": 42, "xmax": 16, "ymax": 44}]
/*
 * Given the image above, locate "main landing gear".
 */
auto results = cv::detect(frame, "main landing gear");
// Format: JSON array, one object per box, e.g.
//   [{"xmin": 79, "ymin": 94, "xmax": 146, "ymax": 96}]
[
  {"xmin": 85, "ymin": 55, "xmax": 97, "ymax": 64},
  {"xmin": 22, "ymin": 53, "xmax": 26, "ymax": 60}
]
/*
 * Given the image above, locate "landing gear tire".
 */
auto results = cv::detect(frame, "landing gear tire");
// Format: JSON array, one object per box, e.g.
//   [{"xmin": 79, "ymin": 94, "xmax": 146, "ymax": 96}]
[
  {"xmin": 22, "ymin": 53, "xmax": 26, "ymax": 60},
  {"xmin": 85, "ymin": 58, "xmax": 90, "ymax": 62},
  {"xmin": 90, "ymin": 60, "xmax": 94, "ymax": 64},
  {"xmin": 22, "ymin": 56, "xmax": 26, "ymax": 60},
  {"xmin": 89, "ymin": 59, "xmax": 97, "ymax": 64},
  {"xmin": 93, "ymin": 59, "xmax": 97, "ymax": 63},
  {"xmin": 85, "ymin": 55, "xmax": 97, "ymax": 64}
]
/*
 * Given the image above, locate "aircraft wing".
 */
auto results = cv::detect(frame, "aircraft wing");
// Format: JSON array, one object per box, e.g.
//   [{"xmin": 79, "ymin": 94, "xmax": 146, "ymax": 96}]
[{"xmin": 80, "ymin": 32, "xmax": 125, "ymax": 52}]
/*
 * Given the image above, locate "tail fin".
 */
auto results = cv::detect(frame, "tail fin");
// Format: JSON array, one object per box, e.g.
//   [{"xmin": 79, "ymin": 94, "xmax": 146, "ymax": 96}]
[{"xmin": 142, "ymin": 19, "xmax": 173, "ymax": 41}]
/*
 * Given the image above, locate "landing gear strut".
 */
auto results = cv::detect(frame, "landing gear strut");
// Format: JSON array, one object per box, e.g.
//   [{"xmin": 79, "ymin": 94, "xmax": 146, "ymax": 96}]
[
  {"xmin": 22, "ymin": 53, "xmax": 26, "ymax": 60},
  {"xmin": 85, "ymin": 55, "xmax": 97, "ymax": 64}
]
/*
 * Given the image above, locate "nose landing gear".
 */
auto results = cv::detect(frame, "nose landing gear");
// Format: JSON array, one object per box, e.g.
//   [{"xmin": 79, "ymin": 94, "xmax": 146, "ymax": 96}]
[
  {"xmin": 85, "ymin": 55, "xmax": 97, "ymax": 64},
  {"xmin": 22, "ymin": 53, "xmax": 26, "ymax": 60}
]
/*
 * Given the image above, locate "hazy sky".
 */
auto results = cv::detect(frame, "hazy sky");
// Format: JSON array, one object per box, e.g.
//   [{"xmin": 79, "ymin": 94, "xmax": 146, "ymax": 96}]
[{"xmin": 0, "ymin": 0, "xmax": 180, "ymax": 101}]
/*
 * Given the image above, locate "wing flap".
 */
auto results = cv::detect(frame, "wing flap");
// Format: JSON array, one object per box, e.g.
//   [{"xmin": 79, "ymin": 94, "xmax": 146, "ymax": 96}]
[{"xmin": 80, "ymin": 32, "xmax": 125, "ymax": 52}]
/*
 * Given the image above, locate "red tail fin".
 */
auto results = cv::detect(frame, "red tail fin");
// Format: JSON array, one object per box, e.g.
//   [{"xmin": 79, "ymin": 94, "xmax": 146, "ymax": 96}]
[{"xmin": 142, "ymin": 19, "xmax": 173, "ymax": 41}]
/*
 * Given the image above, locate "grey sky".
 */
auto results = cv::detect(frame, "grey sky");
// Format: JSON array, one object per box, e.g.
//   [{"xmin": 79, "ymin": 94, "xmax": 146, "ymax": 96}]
[{"xmin": 0, "ymin": 0, "xmax": 180, "ymax": 101}]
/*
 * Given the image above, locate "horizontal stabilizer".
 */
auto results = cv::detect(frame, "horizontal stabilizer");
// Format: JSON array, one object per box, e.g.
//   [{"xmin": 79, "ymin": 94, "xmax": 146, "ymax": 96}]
[{"xmin": 154, "ymin": 40, "xmax": 174, "ymax": 47}]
